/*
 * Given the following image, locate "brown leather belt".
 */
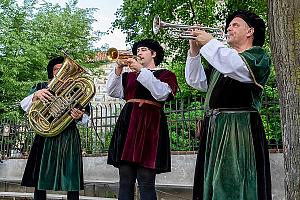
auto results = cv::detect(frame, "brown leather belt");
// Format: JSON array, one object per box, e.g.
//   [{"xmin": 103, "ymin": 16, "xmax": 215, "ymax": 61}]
[{"xmin": 127, "ymin": 99, "xmax": 162, "ymax": 108}]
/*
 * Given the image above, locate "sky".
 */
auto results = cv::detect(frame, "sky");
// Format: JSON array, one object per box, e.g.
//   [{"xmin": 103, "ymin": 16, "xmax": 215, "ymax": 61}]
[
  {"xmin": 19, "ymin": 0, "xmax": 128, "ymax": 50},
  {"xmin": 72, "ymin": 0, "xmax": 128, "ymax": 50}
]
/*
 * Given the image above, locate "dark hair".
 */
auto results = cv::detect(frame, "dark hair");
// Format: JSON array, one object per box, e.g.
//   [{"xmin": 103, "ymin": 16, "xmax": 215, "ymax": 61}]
[
  {"xmin": 47, "ymin": 56, "xmax": 64, "ymax": 79},
  {"xmin": 225, "ymin": 10, "xmax": 266, "ymax": 47},
  {"xmin": 132, "ymin": 39, "xmax": 164, "ymax": 66}
]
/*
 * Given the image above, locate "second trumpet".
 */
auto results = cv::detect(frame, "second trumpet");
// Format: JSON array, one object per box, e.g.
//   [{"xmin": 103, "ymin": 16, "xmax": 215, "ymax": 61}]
[{"xmin": 153, "ymin": 15, "xmax": 227, "ymax": 41}]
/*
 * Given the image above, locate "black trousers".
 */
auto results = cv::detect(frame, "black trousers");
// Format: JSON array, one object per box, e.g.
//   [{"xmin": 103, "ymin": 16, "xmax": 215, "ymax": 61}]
[
  {"xmin": 118, "ymin": 163, "xmax": 157, "ymax": 200},
  {"xmin": 34, "ymin": 188, "xmax": 79, "ymax": 200}
]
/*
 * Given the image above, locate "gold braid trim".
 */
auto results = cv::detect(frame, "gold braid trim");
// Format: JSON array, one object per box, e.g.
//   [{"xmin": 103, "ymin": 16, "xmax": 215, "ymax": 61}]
[{"xmin": 239, "ymin": 55, "xmax": 263, "ymax": 89}]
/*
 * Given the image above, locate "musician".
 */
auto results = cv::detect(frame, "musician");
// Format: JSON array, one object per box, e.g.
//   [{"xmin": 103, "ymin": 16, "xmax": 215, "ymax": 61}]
[
  {"xmin": 185, "ymin": 10, "xmax": 272, "ymax": 199},
  {"xmin": 20, "ymin": 56, "xmax": 90, "ymax": 200},
  {"xmin": 106, "ymin": 39, "xmax": 178, "ymax": 200}
]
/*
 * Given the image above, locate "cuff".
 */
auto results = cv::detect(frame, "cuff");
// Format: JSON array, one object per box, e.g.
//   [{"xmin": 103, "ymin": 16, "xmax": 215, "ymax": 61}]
[
  {"xmin": 187, "ymin": 49, "xmax": 201, "ymax": 60},
  {"xmin": 113, "ymin": 65, "xmax": 122, "ymax": 77},
  {"xmin": 137, "ymin": 68, "xmax": 151, "ymax": 82},
  {"xmin": 200, "ymin": 39, "xmax": 223, "ymax": 56}
]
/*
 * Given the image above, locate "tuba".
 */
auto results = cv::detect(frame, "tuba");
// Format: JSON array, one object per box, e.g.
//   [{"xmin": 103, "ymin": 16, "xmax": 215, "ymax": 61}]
[{"xmin": 28, "ymin": 54, "xmax": 96, "ymax": 137}]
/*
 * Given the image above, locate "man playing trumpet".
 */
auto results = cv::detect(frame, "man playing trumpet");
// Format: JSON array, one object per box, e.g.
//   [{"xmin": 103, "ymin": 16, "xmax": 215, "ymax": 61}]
[
  {"xmin": 185, "ymin": 10, "xmax": 272, "ymax": 200},
  {"xmin": 106, "ymin": 39, "xmax": 178, "ymax": 200}
]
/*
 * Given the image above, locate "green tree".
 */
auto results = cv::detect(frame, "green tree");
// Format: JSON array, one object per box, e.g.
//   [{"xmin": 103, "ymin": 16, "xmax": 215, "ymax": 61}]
[
  {"xmin": 0, "ymin": 0, "xmax": 105, "ymax": 120},
  {"xmin": 223, "ymin": 0, "xmax": 267, "ymax": 17},
  {"xmin": 113, "ymin": 0, "xmax": 218, "ymax": 61},
  {"xmin": 112, "ymin": 0, "xmax": 274, "ymax": 96},
  {"xmin": 268, "ymin": 0, "xmax": 300, "ymax": 199}
]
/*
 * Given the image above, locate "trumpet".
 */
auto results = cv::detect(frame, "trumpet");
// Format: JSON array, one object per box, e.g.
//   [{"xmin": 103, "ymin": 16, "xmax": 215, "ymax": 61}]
[
  {"xmin": 107, "ymin": 48, "xmax": 134, "ymax": 62},
  {"xmin": 106, "ymin": 48, "xmax": 141, "ymax": 66},
  {"xmin": 153, "ymin": 15, "xmax": 227, "ymax": 40}
]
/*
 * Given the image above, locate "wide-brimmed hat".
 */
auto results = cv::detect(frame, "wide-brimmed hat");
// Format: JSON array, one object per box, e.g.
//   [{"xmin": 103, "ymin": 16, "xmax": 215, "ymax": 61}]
[
  {"xmin": 47, "ymin": 56, "xmax": 64, "ymax": 79},
  {"xmin": 225, "ymin": 10, "xmax": 266, "ymax": 47},
  {"xmin": 132, "ymin": 39, "xmax": 164, "ymax": 66}
]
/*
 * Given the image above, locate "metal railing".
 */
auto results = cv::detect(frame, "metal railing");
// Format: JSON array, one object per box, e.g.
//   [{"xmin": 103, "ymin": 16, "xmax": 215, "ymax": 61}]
[{"xmin": 0, "ymin": 95, "xmax": 281, "ymax": 159}]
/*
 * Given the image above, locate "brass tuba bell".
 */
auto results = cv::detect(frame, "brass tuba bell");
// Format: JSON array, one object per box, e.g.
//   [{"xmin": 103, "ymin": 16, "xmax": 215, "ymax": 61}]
[{"xmin": 28, "ymin": 54, "xmax": 96, "ymax": 137}]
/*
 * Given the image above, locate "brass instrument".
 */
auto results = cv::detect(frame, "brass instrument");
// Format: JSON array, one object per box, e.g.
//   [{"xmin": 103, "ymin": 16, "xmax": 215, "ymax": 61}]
[
  {"xmin": 153, "ymin": 15, "xmax": 227, "ymax": 40},
  {"xmin": 106, "ymin": 47, "xmax": 140, "ymax": 65},
  {"xmin": 28, "ymin": 54, "xmax": 96, "ymax": 137},
  {"xmin": 106, "ymin": 48, "xmax": 135, "ymax": 61}
]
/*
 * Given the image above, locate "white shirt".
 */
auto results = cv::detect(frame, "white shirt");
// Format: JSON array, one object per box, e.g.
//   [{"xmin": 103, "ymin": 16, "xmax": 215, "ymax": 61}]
[
  {"xmin": 20, "ymin": 92, "xmax": 90, "ymax": 125},
  {"xmin": 106, "ymin": 65, "xmax": 173, "ymax": 101},
  {"xmin": 185, "ymin": 39, "xmax": 253, "ymax": 92}
]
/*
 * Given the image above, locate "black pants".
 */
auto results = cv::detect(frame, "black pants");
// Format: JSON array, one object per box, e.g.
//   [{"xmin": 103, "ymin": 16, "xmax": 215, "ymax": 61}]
[
  {"xmin": 118, "ymin": 163, "xmax": 157, "ymax": 200},
  {"xmin": 34, "ymin": 188, "xmax": 79, "ymax": 200}
]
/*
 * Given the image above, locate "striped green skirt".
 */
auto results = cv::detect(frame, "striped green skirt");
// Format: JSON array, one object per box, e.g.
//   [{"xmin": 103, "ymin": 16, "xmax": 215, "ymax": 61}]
[
  {"xmin": 193, "ymin": 112, "xmax": 271, "ymax": 200},
  {"xmin": 37, "ymin": 126, "xmax": 83, "ymax": 191}
]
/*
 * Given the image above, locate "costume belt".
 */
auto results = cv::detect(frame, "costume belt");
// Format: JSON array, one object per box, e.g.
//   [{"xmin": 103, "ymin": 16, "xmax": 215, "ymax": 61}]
[
  {"xmin": 205, "ymin": 107, "xmax": 258, "ymax": 117},
  {"xmin": 127, "ymin": 99, "xmax": 162, "ymax": 108}
]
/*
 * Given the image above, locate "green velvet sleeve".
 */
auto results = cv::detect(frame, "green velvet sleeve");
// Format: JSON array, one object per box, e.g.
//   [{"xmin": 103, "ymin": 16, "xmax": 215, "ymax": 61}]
[
  {"xmin": 239, "ymin": 47, "xmax": 271, "ymax": 89},
  {"xmin": 28, "ymin": 82, "xmax": 48, "ymax": 95}
]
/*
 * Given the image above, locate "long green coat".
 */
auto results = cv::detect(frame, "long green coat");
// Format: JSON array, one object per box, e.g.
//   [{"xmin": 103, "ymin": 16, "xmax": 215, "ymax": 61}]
[{"xmin": 21, "ymin": 82, "xmax": 84, "ymax": 191}]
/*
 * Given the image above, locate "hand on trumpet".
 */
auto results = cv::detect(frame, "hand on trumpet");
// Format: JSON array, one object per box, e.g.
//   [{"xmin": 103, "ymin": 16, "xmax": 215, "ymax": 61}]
[
  {"xmin": 115, "ymin": 57, "xmax": 143, "ymax": 75},
  {"xmin": 116, "ymin": 59, "xmax": 127, "ymax": 68},
  {"xmin": 187, "ymin": 29, "xmax": 214, "ymax": 56},
  {"xmin": 115, "ymin": 59, "xmax": 128, "ymax": 76},
  {"xmin": 190, "ymin": 29, "xmax": 214, "ymax": 46},
  {"xmin": 127, "ymin": 57, "xmax": 143, "ymax": 73}
]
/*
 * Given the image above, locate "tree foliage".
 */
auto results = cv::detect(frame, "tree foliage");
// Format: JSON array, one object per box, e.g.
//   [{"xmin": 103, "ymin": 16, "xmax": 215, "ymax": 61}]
[
  {"xmin": 112, "ymin": 0, "xmax": 270, "ymax": 97},
  {"xmin": 113, "ymin": 0, "xmax": 268, "ymax": 53},
  {"xmin": 0, "ymin": 0, "xmax": 104, "ymax": 120}
]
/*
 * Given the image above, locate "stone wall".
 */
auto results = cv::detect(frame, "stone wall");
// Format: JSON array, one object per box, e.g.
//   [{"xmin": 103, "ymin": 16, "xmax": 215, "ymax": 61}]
[{"xmin": 0, "ymin": 153, "xmax": 284, "ymax": 200}]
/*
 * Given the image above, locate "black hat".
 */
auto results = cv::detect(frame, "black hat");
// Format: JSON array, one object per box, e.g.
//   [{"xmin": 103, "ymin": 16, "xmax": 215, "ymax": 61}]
[
  {"xmin": 225, "ymin": 10, "xmax": 266, "ymax": 47},
  {"xmin": 132, "ymin": 39, "xmax": 164, "ymax": 66},
  {"xmin": 47, "ymin": 56, "xmax": 64, "ymax": 79}
]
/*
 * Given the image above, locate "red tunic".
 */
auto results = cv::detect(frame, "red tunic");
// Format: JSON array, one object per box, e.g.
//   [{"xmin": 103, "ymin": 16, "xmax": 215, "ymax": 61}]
[{"xmin": 107, "ymin": 69, "xmax": 178, "ymax": 173}]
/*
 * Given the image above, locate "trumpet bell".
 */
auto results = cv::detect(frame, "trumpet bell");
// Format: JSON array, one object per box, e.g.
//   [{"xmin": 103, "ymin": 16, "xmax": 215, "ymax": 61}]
[
  {"xmin": 153, "ymin": 15, "xmax": 161, "ymax": 34},
  {"xmin": 106, "ymin": 48, "xmax": 138, "ymax": 66},
  {"xmin": 107, "ymin": 48, "xmax": 133, "ymax": 61},
  {"xmin": 107, "ymin": 47, "xmax": 119, "ymax": 61}
]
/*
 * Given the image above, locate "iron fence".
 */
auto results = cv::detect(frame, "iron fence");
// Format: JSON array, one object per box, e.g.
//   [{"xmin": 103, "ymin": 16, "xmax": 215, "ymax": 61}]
[{"xmin": 0, "ymin": 95, "xmax": 281, "ymax": 159}]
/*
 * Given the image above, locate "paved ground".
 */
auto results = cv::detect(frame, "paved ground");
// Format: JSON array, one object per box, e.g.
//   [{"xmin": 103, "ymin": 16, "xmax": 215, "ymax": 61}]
[{"xmin": 0, "ymin": 192, "xmax": 117, "ymax": 200}]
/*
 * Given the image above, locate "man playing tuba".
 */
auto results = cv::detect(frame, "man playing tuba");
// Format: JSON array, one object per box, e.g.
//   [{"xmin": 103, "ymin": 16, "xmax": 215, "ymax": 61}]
[{"xmin": 20, "ymin": 56, "xmax": 90, "ymax": 200}]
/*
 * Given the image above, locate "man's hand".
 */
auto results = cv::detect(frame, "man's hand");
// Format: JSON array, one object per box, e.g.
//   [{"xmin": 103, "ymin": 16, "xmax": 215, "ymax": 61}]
[
  {"xmin": 187, "ymin": 29, "xmax": 213, "ymax": 56},
  {"xmin": 193, "ymin": 30, "xmax": 214, "ymax": 47},
  {"xmin": 115, "ymin": 61, "xmax": 125, "ymax": 76},
  {"xmin": 33, "ymin": 89, "xmax": 53, "ymax": 103},
  {"xmin": 70, "ymin": 108, "xmax": 84, "ymax": 120},
  {"xmin": 127, "ymin": 58, "xmax": 143, "ymax": 72},
  {"xmin": 189, "ymin": 38, "xmax": 201, "ymax": 57}
]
